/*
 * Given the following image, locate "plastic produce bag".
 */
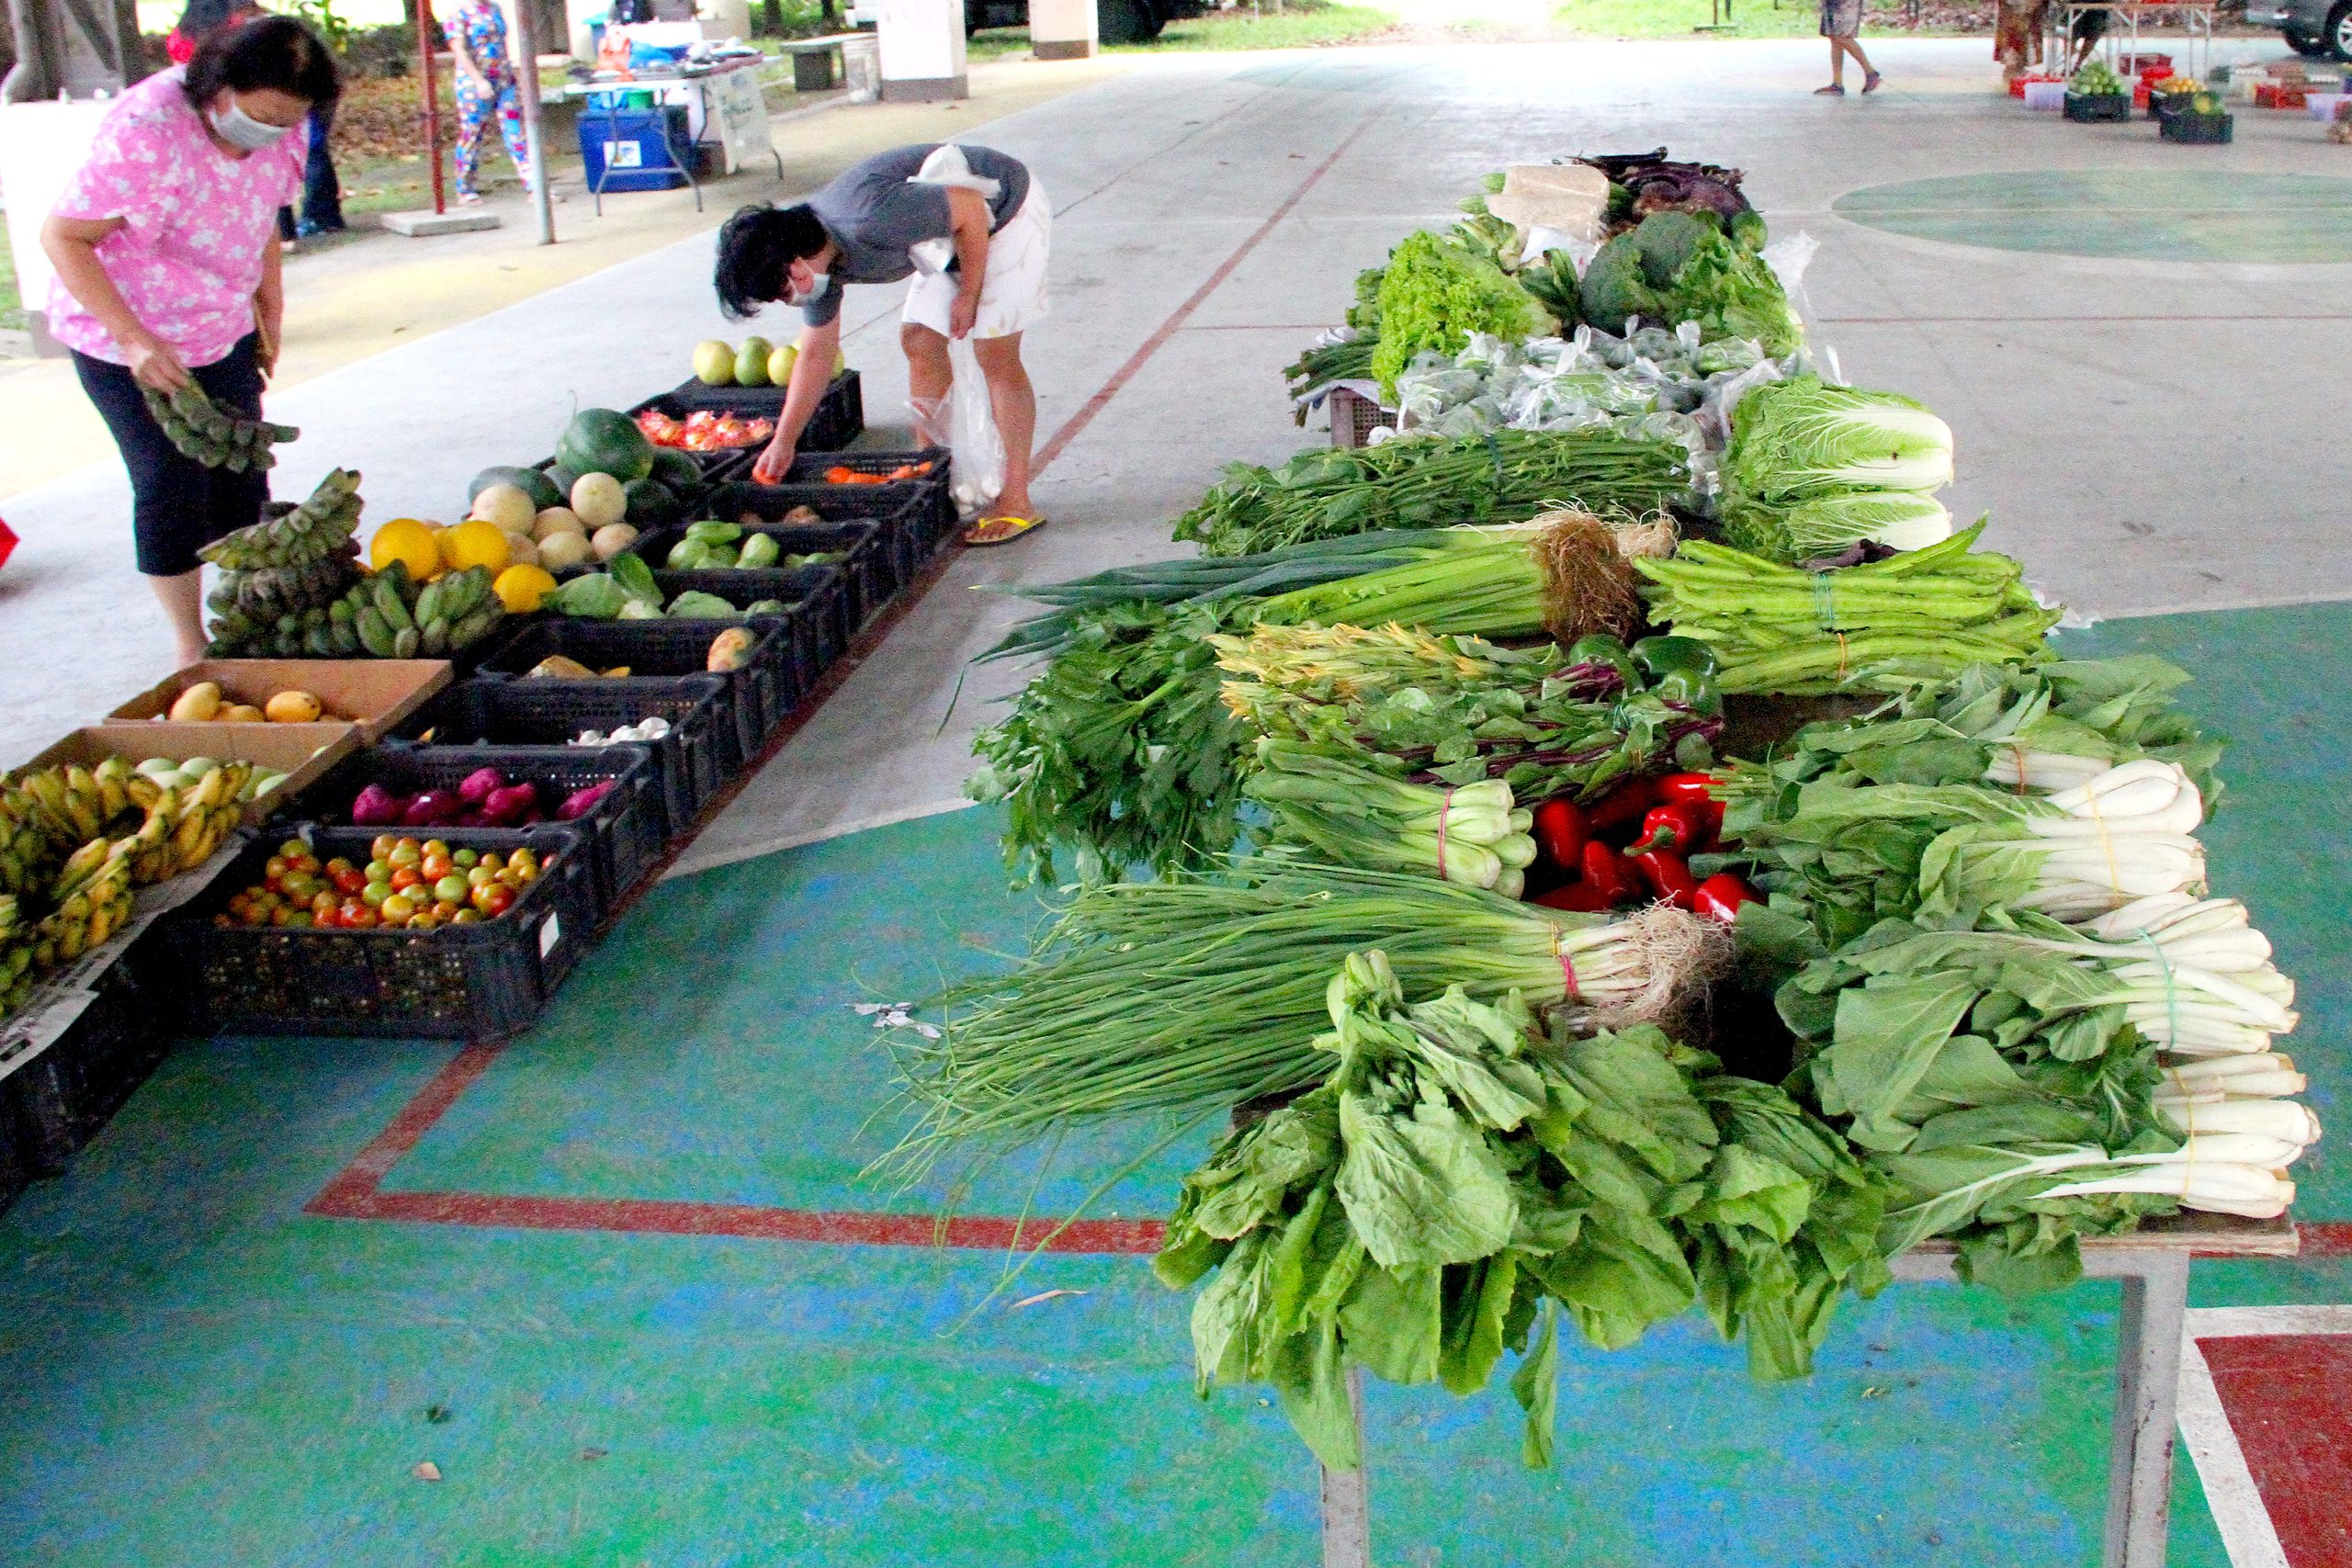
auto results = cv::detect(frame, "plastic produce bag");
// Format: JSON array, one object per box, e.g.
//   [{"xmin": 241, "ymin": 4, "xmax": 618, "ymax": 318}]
[{"xmin": 910, "ymin": 336, "xmax": 1006, "ymax": 518}]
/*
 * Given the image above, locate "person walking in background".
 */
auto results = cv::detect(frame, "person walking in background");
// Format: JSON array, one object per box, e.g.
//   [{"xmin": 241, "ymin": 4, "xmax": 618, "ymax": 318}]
[
  {"xmin": 1815, "ymin": 0, "xmax": 1883, "ymax": 95},
  {"xmin": 1994, "ymin": 0, "xmax": 2048, "ymax": 81},
  {"xmin": 445, "ymin": 0, "xmax": 533, "ymax": 204},
  {"xmin": 40, "ymin": 16, "xmax": 337, "ymax": 665}
]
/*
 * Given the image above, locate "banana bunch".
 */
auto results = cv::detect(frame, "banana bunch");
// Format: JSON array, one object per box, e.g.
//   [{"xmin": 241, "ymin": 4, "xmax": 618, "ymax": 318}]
[
  {"xmin": 340, "ymin": 559, "xmax": 504, "ymax": 659},
  {"xmin": 120, "ymin": 761, "xmax": 250, "ymax": 886},
  {"xmin": 141, "ymin": 382, "xmax": 299, "ymax": 473},
  {"xmin": 30, "ymin": 839, "xmax": 136, "ymax": 970},
  {"xmin": 198, "ymin": 468, "xmax": 363, "ymax": 571},
  {"xmin": 6, "ymin": 757, "xmax": 134, "ymax": 853},
  {"xmin": 0, "ymin": 896, "xmax": 35, "ymax": 1021},
  {"xmin": 0, "ymin": 790, "xmax": 63, "ymax": 899}
]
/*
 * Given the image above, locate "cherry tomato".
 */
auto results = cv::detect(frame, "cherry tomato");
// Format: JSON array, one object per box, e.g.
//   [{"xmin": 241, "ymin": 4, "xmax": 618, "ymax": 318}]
[
  {"xmin": 433, "ymin": 874, "xmax": 469, "ymax": 904},
  {"xmin": 277, "ymin": 839, "xmax": 308, "ymax": 861},
  {"xmin": 331, "ymin": 867, "xmax": 368, "ymax": 896},
  {"xmin": 473, "ymin": 883, "xmax": 515, "ymax": 918},
  {"xmin": 389, "ymin": 866, "xmax": 423, "ymax": 892},
  {"xmin": 265, "ymin": 855, "xmax": 288, "ymax": 882},
  {"xmin": 370, "ymin": 833, "xmax": 399, "ymax": 863},
  {"xmin": 452, "ymin": 849, "xmax": 480, "ymax": 869},
  {"xmin": 387, "ymin": 842, "xmax": 423, "ymax": 869},
  {"xmin": 379, "ymin": 893, "xmax": 417, "ymax": 922}
]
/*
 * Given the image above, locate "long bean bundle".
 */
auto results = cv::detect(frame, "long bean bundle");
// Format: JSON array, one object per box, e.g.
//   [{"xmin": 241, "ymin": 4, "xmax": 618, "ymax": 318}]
[
  {"xmin": 1175, "ymin": 430, "xmax": 1690, "ymax": 558},
  {"xmin": 1634, "ymin": 525, "xmax": 2061, "ymax": 694},
  {"xmin": 886, "ymin": 861, "xmax": 1732, "ymax": 1171}
]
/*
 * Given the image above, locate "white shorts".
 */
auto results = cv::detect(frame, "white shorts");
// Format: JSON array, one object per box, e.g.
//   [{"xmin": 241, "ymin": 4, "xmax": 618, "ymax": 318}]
[{"xmin": 902, "ymin": 182, "xmax": 1052, "ymax": 341}]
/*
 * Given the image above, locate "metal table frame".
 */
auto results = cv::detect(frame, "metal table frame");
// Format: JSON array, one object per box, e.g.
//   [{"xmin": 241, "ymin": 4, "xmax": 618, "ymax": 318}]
[
  {"xmin": 2052, "ymin": 2, "xmax": 2218, "ymax": 84},
  {"xmin": 1317, "ymin": 1216, "xmax": 2297, "ymax": 1568},
  {"xmin": 565, "ymin": 65, "xmax": 785, "ymax": 217}
]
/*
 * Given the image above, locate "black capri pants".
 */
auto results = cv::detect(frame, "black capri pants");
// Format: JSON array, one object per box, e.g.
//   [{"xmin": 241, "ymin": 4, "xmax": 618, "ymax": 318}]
[{"xmin": 73, "ymin": 333, "xmax": 269, "ymax": 577}]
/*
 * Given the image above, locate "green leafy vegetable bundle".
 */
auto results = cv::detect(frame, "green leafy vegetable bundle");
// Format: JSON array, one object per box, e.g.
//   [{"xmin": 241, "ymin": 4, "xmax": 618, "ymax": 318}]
[
  {"xmin": 1243, "ymin": 739, "xmax": 1539, "ymax": 896},
  {"xmin": 1367, "ymin": 232, "xmax": 1553, "ymax": 400},
  {"xmin": 1283, "ymin": 337, "xmax": 1380, "ymax": 413},
  {"xmin": 1634, "ymin": 525, "xmax": 2063, "ymax": 694},
  {"xmin": 887, "ymin": 862, "xmax": 1731, "ymax": 1168},
  {"xmin": 1770, "ymin": 908, "xmax": 2310, "ymax": 1292},
  {"xmin": 1155, "ymin": 952, "xmax": 1890, "ymax": 1470},
  {"xmin": 1715, "ymin": 377, "xmax": 1956, "ymax": 563},
  {"xmin": 1173, "ymin": 430, "xmax": 1690, "ymax": 558},
  {"xmin": 1577, "ymin": 211, "xmax": 1804, "ymax": 355}
]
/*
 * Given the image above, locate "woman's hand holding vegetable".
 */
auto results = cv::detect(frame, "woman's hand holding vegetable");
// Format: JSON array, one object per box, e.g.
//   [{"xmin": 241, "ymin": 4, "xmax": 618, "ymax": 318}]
[
  {"xmin": 122, "ymin": 327, "xmax": 191, "ymax": 393},
  {"xmin": 752, "ymin": 429, "xmax": 796, "ymax": 485}
]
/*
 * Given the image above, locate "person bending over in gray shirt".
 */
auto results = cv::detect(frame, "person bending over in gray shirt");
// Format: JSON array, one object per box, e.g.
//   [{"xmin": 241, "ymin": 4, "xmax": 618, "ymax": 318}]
[{"xmin": 715, "ymin": 143, "xmax": 1054, "ymax": 545}]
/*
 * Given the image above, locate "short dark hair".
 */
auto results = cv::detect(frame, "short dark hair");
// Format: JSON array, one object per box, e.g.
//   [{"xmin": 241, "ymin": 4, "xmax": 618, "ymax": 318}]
[
  {"xmin": 185, "ymin": 16, "xmax": 340, "ymax": 111},
  {"xmin": 714, "ymin": 203, "xmax": 831, "ymax": 321}
]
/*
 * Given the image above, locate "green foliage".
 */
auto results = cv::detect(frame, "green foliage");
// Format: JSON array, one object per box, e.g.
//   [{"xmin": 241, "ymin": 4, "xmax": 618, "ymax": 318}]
[
  {"xmin": 1367, "ymin": 232, "xmax": 1549, "ymax": 399},
  {"xmin": 1577, "ymin": 212, "xmax": 1803, "ymax": 353}
]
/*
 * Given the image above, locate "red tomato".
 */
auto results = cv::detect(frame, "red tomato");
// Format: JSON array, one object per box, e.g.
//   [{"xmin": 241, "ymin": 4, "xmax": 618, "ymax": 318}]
[
  {"xmin": 474, "ymin": 883, "xmax": 515, "ymax": 918},
  {"xmin": 331, "ymin": 867, "xmax": 368, "ymax": 896},
  {"xmin": 389, "ymin": 866, "xmax": 423, "ymax": 892},
  {"xmin": 419, "ymin": 853, "xmax": 454, "ymax": 883}
]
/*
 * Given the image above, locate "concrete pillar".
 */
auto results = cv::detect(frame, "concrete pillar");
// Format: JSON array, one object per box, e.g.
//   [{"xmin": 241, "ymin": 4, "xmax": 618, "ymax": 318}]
[
  {"xmin": 1028, "ymin": 0, "xmax": 1097, "ymax": 59},
  {"xmin": 874, "ymin": 0, "xmax": 966, "ymax": 102}
]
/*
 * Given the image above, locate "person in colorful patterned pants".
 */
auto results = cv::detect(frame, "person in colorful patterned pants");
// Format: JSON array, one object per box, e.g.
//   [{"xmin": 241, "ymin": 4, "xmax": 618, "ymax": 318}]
[{"xmin": 444, "ymin": 0, "xmax": 531, "ymax": 204}]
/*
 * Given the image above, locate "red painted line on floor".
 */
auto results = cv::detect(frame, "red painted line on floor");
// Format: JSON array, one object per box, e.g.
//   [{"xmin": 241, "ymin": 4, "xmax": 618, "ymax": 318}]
[
  {"xmin": 305, "ymin": 1043, "xmax": 502, "ymax": 1214},
  {"xmin": 2199, "ymin": 1334, "xmax": 2352, "ymax": 1566},
  {"xmin": 2298, "ymin": 1222, "xmax": 2352, "ymax": 1258},
  {"xmin": 322, "ymin": 1187, "xmax": 1166, "ymax": 1254},
  {"xmin": 1030, "ymin": 109, "xmax": 1379, "ymax": 478}
]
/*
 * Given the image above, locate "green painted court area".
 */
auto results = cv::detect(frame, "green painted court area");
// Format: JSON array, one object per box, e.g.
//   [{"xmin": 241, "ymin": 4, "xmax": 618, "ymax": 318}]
[
  {"xmin": 0, "ymin": 598, "xmax": 2345, "ymax": 1565},
  {"xmin": 1834, "ymin": 170, "xmax": 2352, "ymax": 263}
]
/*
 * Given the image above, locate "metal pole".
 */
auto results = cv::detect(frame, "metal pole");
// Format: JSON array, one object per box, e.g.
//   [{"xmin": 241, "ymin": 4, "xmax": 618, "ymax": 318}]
[
  {"xmin": 2101, "ymin": 1249, "xmax": 2189, "ymax": 1568},
  {"xmin": 1318, "ymin": 1367, "xmax": 1372, "ymax": 1568},
  {"xmin": 512, "ymin": 0, "xmax": 556, "ymax": 243},
  {"xmin": 416, "ymin": 0, "xmax": 446, "ymax": 215}
]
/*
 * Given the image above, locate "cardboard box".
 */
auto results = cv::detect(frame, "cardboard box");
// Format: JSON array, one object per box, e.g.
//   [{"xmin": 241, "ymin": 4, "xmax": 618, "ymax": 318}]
[
  {"xmin": 11, "ymin": 723, "xmax": 362, "ymax": 826},
  {"xmin": 106, "ymin": 659, "xmax": 452, "ymax": 742}
]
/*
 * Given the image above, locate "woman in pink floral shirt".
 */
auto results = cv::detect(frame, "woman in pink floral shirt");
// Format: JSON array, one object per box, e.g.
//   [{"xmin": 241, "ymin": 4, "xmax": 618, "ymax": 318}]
[{"xmin": 41, "ymin": 17, "xmax": 338, "ymax": 664}]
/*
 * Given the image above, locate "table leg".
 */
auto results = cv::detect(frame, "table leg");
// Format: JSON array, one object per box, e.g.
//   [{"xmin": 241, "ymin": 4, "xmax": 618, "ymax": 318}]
[
  {"xmin": 1319, "ymin": 1367, "xmax": 1372, "ymax": 1568},
  {"xmin": 2101, "ymin": 1249, "xmax": 2189, "ymax": 1568},
  {"xmin": 590, "ymin": 96, "xmax": 616, "ymax": 218}
]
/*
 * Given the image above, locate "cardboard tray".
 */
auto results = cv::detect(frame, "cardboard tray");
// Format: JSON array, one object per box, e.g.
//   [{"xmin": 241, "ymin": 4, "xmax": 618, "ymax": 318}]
[
  {"xmin": 106, "ymin": 659, "xmax": 452, "ymax": 742},
  {"xmin": 12, "ymin": 723, "xmax": 361, "ymax": 826}
]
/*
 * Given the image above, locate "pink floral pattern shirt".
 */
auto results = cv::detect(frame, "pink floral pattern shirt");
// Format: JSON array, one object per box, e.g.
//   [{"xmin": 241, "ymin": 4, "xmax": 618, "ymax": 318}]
[{"xmin": 47, "ymin": 68, "xmax": 303, "ymax": 367}]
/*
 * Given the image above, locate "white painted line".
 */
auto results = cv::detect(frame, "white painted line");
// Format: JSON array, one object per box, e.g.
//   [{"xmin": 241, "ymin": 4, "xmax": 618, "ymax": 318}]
[
  {"xmin": 2177, "ymin": 1337, "xmax": 2293, "ymax": 1568},
  {"xmin": 661, "ymin": 795, "xmax": 977, "ymax": 880},
  {"xmin": 2174, "ymin": 1304, "xmax": 2352, "ymax": 1568},
  {"xmin": 2186, "ymin": 1304, "xmax": 2352, "ymax": 1339}
]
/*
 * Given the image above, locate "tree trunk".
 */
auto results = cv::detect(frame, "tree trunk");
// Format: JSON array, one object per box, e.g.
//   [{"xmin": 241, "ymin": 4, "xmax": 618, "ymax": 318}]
[{"xmin": 763, "ymin": 0, "xmax": 784, "ymax": 30}]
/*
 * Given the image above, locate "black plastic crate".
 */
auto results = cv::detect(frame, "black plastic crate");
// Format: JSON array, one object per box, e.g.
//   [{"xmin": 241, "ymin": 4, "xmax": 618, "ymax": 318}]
[
  {"xmin": 2161, "ymin": 111, "xmax": 2233, "ymax": 143},
  {"xmin": 390, "ymin": 674, "xmax": 734, "ymax": 835},
  {"xmin": 468, "ymin": 615, "xmax": 797, "ymax": 763},
  {"xmin": 9, "ymin": 960, "xmax": 169, "ymax": 1176},
  {"xmin": 311, "ymin": 743, "xmax": 662, "ymax": 909},
  {"xmin": 654, "ymin": 562, "xmax": 848, "ymax": 684},
  {"xmin": 2064, "ymin": 91, "xmax": 2132, "ymax": 122},
  {"xmin": 0, "ymin": 1073, "xmax": 30, "ymax": 1211},
  {"xmin": 784, "ymin": 450, "xmax": 956, "ymax": 555},
  {"xmin": 175, "ymin": 823, "xmax": 599, "ymax": 1040},
  {"xmin": 703, "ymin": 479, "xmax": 943, "ymax": 599},
  {"xmin": 661, "ymin": 369, "xmax": 865, "ymax": 450},
  {"xmin": 636, "ymin": 517, "xmax": 896, "ymax": 628}
]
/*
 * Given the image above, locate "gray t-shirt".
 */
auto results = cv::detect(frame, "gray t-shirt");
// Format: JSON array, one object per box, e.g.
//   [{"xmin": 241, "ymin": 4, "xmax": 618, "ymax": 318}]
[{"xmin": 798, "ymin": 143, "xmax": 1030, "ymax": 327}]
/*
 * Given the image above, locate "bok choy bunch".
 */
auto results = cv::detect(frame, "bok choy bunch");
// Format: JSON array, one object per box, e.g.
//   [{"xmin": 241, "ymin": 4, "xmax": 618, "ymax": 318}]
[
  {"xmin": 1708, "ymin": 758, "xmax": 2211, "ymax": 949},
  {"xmin": 1245, "ymin": 739, "xmax": 1539, "ymax": 895},
  {"xmin": 1715, "ymin": 377, "xmax": 1956, "ymax": 564},
  {"xmin": 1156, "ymin": 952, "xmax": 1891, "ymax": 1472}
]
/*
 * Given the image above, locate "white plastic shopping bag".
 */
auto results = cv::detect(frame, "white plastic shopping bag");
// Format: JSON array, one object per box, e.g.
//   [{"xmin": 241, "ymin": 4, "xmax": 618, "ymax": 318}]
[{"xmin": 909, "ymin": 340, "xmax": 1005, "ymax": 518}]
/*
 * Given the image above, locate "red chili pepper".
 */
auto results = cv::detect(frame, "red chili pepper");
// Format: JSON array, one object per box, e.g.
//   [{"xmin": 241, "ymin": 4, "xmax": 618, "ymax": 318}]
[
  {"xmin": 1585, "ymin": 777, "xmax": 1659, "ymax": 840},
  {"xmin": 1629, "ymin": 801, "xmax": 1709, "ymax": 856},
  {"xmin": 1579, "ymin": 840, "xmax": 1641, "ymax": 907},
  {"xmin": 1533, "ymin": 881, "xmax": 1611, "ymax": 912},
  {"xmin": 1693, "ymin": 873, "xmax": 1761, "ymax": 924},
  {"xmin": 1654, "ymin": 773, "xmax": 1725, "ymax": 840},
  {"xmin": 1632, "ymin": 849, "xmax": 1701, "ymax": 910},
  {"xmin": 1531, "ymin": 799, "xmax": 1589, "ymax": 871}
]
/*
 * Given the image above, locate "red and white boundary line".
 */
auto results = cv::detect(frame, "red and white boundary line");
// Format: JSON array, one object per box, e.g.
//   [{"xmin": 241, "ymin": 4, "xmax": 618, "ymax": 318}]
[{"xmin": 2178, "ymin": 1304, "xmax": 2352, "ymax": 1568}]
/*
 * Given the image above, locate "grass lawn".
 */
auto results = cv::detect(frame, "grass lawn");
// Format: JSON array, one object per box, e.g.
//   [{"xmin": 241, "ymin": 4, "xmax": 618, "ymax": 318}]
[
  {"xmin": 0, "ymin": 238, "xmax": 23, "ymax": 334},
  {"xmin": 1553, "ymin": 0, "xmax": 1982, "ymax": 36},
  {"xmin": 970, "ymin": 0, "xmax": 1398, "ymax": 59}
]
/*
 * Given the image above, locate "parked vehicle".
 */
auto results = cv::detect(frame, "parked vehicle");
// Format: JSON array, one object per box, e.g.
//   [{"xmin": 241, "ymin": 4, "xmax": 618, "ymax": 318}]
[
  {"xmin": 964, "ymin": 0, "xmax": 1205, "ymax": 43},
  {"xmin": 2253, "ymin": 0, "xmax": 2352, "ymax": 60}
]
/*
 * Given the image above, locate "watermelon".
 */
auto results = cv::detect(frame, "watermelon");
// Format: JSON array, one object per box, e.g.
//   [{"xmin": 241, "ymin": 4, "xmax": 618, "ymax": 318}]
[
  {"xmin": 622, "ymin": 478, "xmax": 681, "ymax": 530},
  {"xmin": 650, "ymin": 447, "xmax": 703, "ymax": 493},
  {"xmin": 547, "ymin": 465, "xmax": 582, "ymax": 498},
  {"xmin": 469, "ymin": 464, "xmax": 563, "ymax": 512},
  {"xmin": 556, "ymin": 408, "xmax": 655, "ymax": 484}
]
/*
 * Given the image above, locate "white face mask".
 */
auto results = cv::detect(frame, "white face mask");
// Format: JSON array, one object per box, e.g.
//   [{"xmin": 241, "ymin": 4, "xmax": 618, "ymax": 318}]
[
  {"xmin": 208, "ymin": 96, "xmax": 293, "ymax": 152},
  {"xmin": 782, "ymin": 261, "xmax": 829, "ymax": 307}
]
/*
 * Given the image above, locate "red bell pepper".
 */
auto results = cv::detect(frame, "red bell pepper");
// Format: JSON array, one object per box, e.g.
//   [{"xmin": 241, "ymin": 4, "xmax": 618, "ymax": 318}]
[
  {"xmin": 1579, "ymin": 840, "xmax": 1642, "ymax": 907},
  {"xmin": 1629, "ymin": 801, "xmax": 1710, "ymax": 856},
  {"xmin": 1585, "ymin": 778, "xmax": 1659, "ymax": 841},
  {"xmin": 1531, "ymin": 799, "xmax": 1589, "ymax": 871},
  {"xmin": 1654, "ymin": 773, "xmax": 1725, "ymax": 840},
  {"xmin": 1533, "ymin": 881, "xmax": 1611, "ymax": 912},
  {"xmin": 1632, "ymin": 849, "xmax": 1701, "ymax": 910},
  {"xmin": 1693, "ymin": 873, "xmax": 1761, "ymax": 924}
]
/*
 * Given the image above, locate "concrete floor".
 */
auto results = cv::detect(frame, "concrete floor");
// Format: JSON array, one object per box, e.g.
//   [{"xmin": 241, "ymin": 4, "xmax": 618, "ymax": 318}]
[{"xmin": 3, "ymin": 38, "xmax": 2351, "ymax": 1567}]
